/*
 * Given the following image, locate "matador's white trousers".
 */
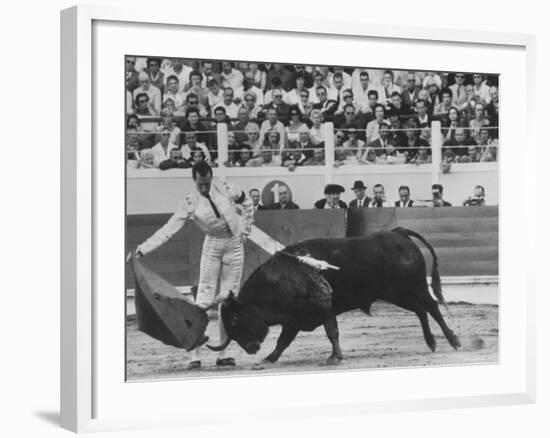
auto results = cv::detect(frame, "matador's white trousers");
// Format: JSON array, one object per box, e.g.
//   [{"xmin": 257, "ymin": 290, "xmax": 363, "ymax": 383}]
[{"xmin": 192, "ymin": 234, "xmax": 244, "ymax": 361}]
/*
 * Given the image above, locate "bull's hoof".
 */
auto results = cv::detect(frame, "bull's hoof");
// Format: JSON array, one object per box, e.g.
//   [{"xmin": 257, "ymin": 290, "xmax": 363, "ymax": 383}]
[
  {"xmin": 428, "ymin": 338, "xmax": 437, "ymax": 352},
  {"xmin": 451, "ymin": 335, "xmax": 461, "ymax": 350},
  {"xmin": 323, "ymin": 355, "xmax": 342, "ymax": 366},
  {"xmin": 251, "ymin": 359, "xmax": 275, "ymax": 371}
]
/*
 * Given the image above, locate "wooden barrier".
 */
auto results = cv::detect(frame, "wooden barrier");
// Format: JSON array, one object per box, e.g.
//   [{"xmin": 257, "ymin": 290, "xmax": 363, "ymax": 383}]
[{"xmin": 347, "ymin": 206, "xmax": 499, "ymax": 277}]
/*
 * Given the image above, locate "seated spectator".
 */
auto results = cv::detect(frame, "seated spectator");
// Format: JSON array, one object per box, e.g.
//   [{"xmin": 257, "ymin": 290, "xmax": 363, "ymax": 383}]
[
  {"xmin": 486, "ymin": 86, "xmax": 499, "ymax": 135},
  {"xmin": 342, "ymin": 126, "xmax": 365, "ymax": 160},
  {"xmin": 249, "ymin": 188, "xmax": 267, "ymax": 211},
  {"xmin": 144, "ymin": 57, "xmax": 164, "ymax": 91},
  {"xmin": 463, "ymin": 185, "xmax": 486, "ymax": 206},
  {"xmin": 246, "ymin": 144, "xmax": 282, "ymax": 167},
  {"xmin": 349, "ymin": 180, "xmax": 371, "ymax": 208},
  {"xmin": 380, "ymin": 70, "xmax": 401, "ymax": 108},
  {"xmin": 241, "ymin": 91, "xmax": 263, "ymax": 120},
  {"xmin": 213, "ymin": 87, "xmax": 239, "ymax": 119},
  {"xmin": 377, "ymin": 143, "xmax": 407, "ymax": 165},
  {"xmin": 402, "ymin": 72, "xmax": 421, "ymax": 113},
  {"xmin": 220, "ymin": 61, "xmax": 244, "ymax": 90},
  {"xmin": 480, "ymin": 142, "xmax": 498, "ymax": 162},
  {"xmin": 285, "ymin": 106, "xmax": 307, "ymax": 144},
  {"xmin": 132, "ymin": 72, "xmax": 161, "ymax": 116},
  {"xmin": 431, "ymin": 184, "xmax": 452, "ymax": 207},
  {"xmin": 388, "ymin": 91, "xmax": 409, "ymax": 116},
  {"xmin": 434, "ymin": 88, "xmax": 453, "ymax": 116},
  {"xmin": 312, "ymin": 85, "xmax": 338, "ymax": 119},
  {"xmin": 395, "ymin": 185, "xmax": 414, "ymax": 207},
  {"xmin": 180, "ymin": 108, "xmax": 210, "ymax": 146},
  {"xmin": 183, "ymin": 70, "xmax": 208, "ymax": 106},
  {"xmin": 234, "ymin": 79, "xmax": 264, "ymax": 107},
  {"xmin": 413, "ymin": 98, "xmax": 432, "ymax": 128},
  {"xmin": 334, "ymin": 103, "xmax": 364, "ymax": 132},
  {"xmin": 469, "ymin": 103, "xmax": 490, "ymax": 141},
  {"xmin": 442, "ymin": 107, "xmax": 463, "ymax": 143},
  {"xmin": 207, "ymin": 78, "xmax": 224, "ymax": 110},
  {"xmin": 272, "ymin": 185, "xmax": 300, "ymax": 209},
  {"xmin": 126, "ymin": 56, "xmax": 140, "ymax": 93},
  {"xmin": 367, "ymin": 122, "xmax": 395, "ymax": 156},
  {"xmin": 401, "ymin": 120, "xmax": 429, "ymax": 161},
  {"xmin": 244, "ymin": 63, "xmax": 267, "ymax": 91},
  {"xmin": 424, "ymin": 76, "xmax": 441, "ymax": 110},
  {"xmin": 189, "ymin": 148, "xmax": 207, "ymax": 166},
  {"xmin": 315, "ymin": 184, "xmax": 347, "ymax": 209},
  {"xmin": 473, "ymin": 73, "xmax": 491, "ymax": 104},
  {"xmin": 368, "ymin": 184, "xmax": 391, "ymax": 207},
  {"xmin": 243, "ymin": 122, "xmax": 262, "ymax": 157},
  {"xmin": 264, "ymin": 76, "xmax": 288, "ymax": 105},
  {"xmin": 226, "ymin": 131, "xmax": 241, "ymax": 164},
  {"xmin": 388, "ymin": 112, "xmax": 407, "ymax": 147},
  {"xmin": 200, "ymin": 60, "xmax": 221, "ymax": 90},
  {"xmin": 182, "ymin": 92, "xmax": 208, "ymax": 119},
  {"xmin": 286, "ymin": 72, "xmax": 308, "ymax": 105},
  {"xmin": 151, "ymin": 127, "xmax": 179, "ymax": 167},
  {"xmin": 163, "ymin": 75, "xmax": 185, "ymax": 110},
  {"xmin": 135, "ymin": 148, "xmax": 156, "ymax": 169},
  {"xmin": 308, "ymin": 71, "xmax": 327, "ymax": 104},
  {"xmin": 266, "ymin": 64, "xmax": 294, "ymax": 92},
  {"xmin": 297, "ymin": 88, "xmax": 313, "ymax": 119},
  {"xmin": 410, "ymin": 146, "xmax": 431, "ymax": 165},
  {"xmin": 460, "ymin": 83, "xmax": 478, "ymax": 120},
  {"xmin": 233, "ymin": 107, "xmax": 252, "ymax": 144},
  {"xmin": 265, "ymin": 87, "xmax": 292, "ymax": 122},
  {"xmin": 134, "ymin": 92, "xmax": 156, "ymax": 118},
  {"xmin": 233, "ymin": 145, "xmax": 253, "ymax": 167},
  {"xmin": 309, "ymin": 109, "xmax": 326, "ymax": 146},
  {"xmin": 459, "ymin": 145, "xmax": 481, "ymax": 163},
  {"xmin": 330, "ymin": 72, "xmax": 348, "ymax": 112},
  {"xmin": 443, "ymin": 127, "xmax": 477, "ymax": 157},
  {"xmin": 159, "ymin": 148, "xmax": 192, "ymax": 170},
  {"xmin": 259, "ymin": 108, "xmax": 286, "ymax": 152},
  {"xmin": 301, "ymin": 147, "xmax": 325, "ymax": 166},
  {"xmin": 360, "ymin": 147, "xmax": 379, "ymax": 165},
  {"xmin": 366, "ymin": 104, "xmax": 387, "ymax": 143},
  {"xmin": 181, "ymin": 130, "xmax": 211, "ymax": 163},
  {"xmin": 156, "ymin": 109, "xmax": 181, "ymax": 145}
]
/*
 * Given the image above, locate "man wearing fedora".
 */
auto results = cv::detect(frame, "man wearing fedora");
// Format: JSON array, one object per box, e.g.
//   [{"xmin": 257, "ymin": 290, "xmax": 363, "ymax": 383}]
[
  {"xmin": 349, "ymin": 180, "xmax": 371, "ymax": 208},
  {"xmin": 314, "ymin": 184, "xmax": 348, "ymax": 209}
]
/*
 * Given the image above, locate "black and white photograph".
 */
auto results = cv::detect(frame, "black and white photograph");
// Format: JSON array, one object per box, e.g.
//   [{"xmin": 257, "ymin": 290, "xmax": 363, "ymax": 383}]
[{"xmin": 125, "ymin": 57, "xmax": 499, "ymax": 380}]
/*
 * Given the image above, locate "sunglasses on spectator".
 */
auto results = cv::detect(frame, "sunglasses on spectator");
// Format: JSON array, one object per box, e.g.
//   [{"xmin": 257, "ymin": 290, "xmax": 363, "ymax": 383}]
[
  {"xmin": 138, "ymin": 100, "xmax": 148, "ymax": 104},
  {"xmin": 300, "ymin": 94, "xmax": 309, "ymax": 98},
  {"xmin": 336, "ymin": 135, "xmax": 345, "ymax": 139},
  {"xmin": 455, "ymin": 75, "xmax": 464, "ymax": 78},
  {"xmin": 274, "ymin": 94, "xmax": 283, "ymax": 98},
  {"xmin": 127, "ymin": 60, "xmax": 135, "ymax": 65},
  {"xmin": 245, "ymin": 98, "xmax": 254, "ymax": 102},
  {"xmin": 188, "ymin": 100, "xmax": 198, "ymax": 105},
  {"xmin": 345, "ymin": 112, "xmax": 355, "ymax": 116}
]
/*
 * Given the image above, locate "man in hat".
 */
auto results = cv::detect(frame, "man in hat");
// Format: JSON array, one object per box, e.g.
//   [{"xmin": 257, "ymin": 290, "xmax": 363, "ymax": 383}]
[
  {"xmin": 132, "ymin": 161, "xmax": 254, "ymax": 370},
  {"xmin": 349, "ymin": 180, "xmax": 371, "ymax": 208},
  {"xmin": 314, "ymin": 184, "xmax": 347, "ymax": 209}
]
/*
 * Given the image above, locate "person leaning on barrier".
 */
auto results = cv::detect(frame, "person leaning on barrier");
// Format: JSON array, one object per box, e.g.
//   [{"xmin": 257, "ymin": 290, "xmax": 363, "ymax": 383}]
[
  {"xmin": 349, "ymin": 181, "xmax": 371, "ymax": 208},
  {"xmin": 181, "ymin": 108, "xmax": 210, "ymax": 146},
  {"xmin": 302, "ymin": 147, "xmax": 325, "ymax": 166},
  {"xmin": 342, "ymin": 126, "xmax": 366, "ymax": 161},
  {"xmin": 181, "ymin": 130, "xmax": 211, "ymax": 163},
  {"xmin": 159, "ymin": 148, "xmax": 192, "ymax": 170},
  {"xmin": 368, "ymin": 184, "xmax": 392, "ymax": 208},
  {"xmin": 249, "ymin": 188, "xmax": 267, "ymax": 211},
  {"xmin": 315, "ymin": 184, "xmax": 347, "ymax": 209},
  {"xmin": 366, "ymin": 103, "xmax": 387, "ymax": 144},
  {"xmin": 246, "ymin": 143, "xmax": 281, "ymax": 167},
  {"xmin": 259, "ymin": 108, "xmax": 286, "ymax": 151},
  {"xmin": 151, "ymin": 127, "xmax": 179, "ymax": 167},
  {"xmin": 463, "ymin": 185, "xmax": 486, "ymax": 206},
  {"xmin": 133, "ymin": 72, "xmax": 161, "ymax": 116},
  {"xmin": 431, "ymin": 184, "xmax": 452, "ymax": 207},
  {"xmin": 272, "ymin": 185, "xmax": 300, "ymax": 210},
  {"xmin": 395, "ymin": 185, "xmax": 414, "ymax": 207}
]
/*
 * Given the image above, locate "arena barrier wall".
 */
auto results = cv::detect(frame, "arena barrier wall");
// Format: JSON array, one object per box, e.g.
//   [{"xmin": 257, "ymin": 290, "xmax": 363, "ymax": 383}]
[
  {"xmin": 126, "ymin": 206, "xmax": 497, "ymax": 291},
  {"xmin": 347, "ymin": 206, "xmax": 499, "ymax": 277}
]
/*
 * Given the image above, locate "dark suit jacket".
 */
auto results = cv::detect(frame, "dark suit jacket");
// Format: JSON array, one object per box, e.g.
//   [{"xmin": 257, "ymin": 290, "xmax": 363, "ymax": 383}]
[
  {"xmin": 272, "ymin": 201, "xmax": 300, "ymax": 210},
  {"xmin": 312, "ymin": 100, "xmax": 338, "ymax": 119},
  {"xmin": 314, "ymin": 199, "xmax": 347, "ymax": 209},
  {"xmin": 349, "ymin": 197, "xmax": 372, "ymax": 208},
  {"xmin": 255, "ymin": 204, "xmax": 267, "ymax": 211},
  {"xmin": 401, "ymin": 88, "xmax": 420, "ymax": 111}
]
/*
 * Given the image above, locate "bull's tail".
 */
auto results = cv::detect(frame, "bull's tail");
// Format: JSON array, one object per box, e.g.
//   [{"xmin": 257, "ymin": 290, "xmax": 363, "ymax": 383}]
[{"xmin": 392, "ymin": 227, "xmax": 446, "ymax": 307}]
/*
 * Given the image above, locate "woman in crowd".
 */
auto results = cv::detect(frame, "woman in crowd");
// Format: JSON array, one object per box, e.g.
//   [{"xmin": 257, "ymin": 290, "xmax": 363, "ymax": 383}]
[
  {"xmin": 309, "ymin": 109, "xmax": 325, "ymax": 146},
  {"xmin": 242, "ymin": 91, "xmax": 262, "ymax": 120},
  {"xmin": 442, "ymin": 106, "xmax": 462, "ymax": 142},
  {"xmin": 244, "ymin": 122, "xmax": 262, "ymax": 157},
  {"xmin": 366, "ymin": 104, "xmax": 387, "ymax": 144},
  {"xmin": 285, "ymin": 105, "xmax": 307, "ymax": 145}
]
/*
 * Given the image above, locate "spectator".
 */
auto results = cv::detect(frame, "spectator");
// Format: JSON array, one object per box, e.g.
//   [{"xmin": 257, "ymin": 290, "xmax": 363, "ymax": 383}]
[
  {"xmin": 220, "ymin": 61, "xmax": 244, "ymax": 90},
  {"xmin": 272, "ymin": 185, "xmax": 300, "ymax": 209},
  {"xmin": 469, "ymin": 103, "xmax": 490, "ymax": 142},
  {"xmin": 213, "ymin": 87, "xmax": 239, "ymax": 119},
  {"xmin": 431, "ymin": 184, "xmax": 452, "ymax": 207},
  {"xmin": 349, "ymin": 180, "xmax": 371, "ymax": 208},
  {"xmin": 442, "ymin": 106, "xmax": 462, "ymax": 143},
  {"xmin": 315, "ymin": 184, "xmax": 347, "ymax": 209},
  {"xmin": 463, "ymin": 185, "xmax": 486, "ymax": 206},
  {"xmin": 368, "ymin": 184, "xmax": 391, "ymax": 207},
  {"xmin": 402, "ymin": 72, "xmax": 421, "ymax": 112},
  {"xmin": 297, "ymin": 88, "xmax": 313, "ymax": 119},
  {"xmin": 380, "ymin": 70, "xmax": 401, "ymax": 107},
  {"xmin": 367, "ymin": 122, "xmax": 394, "ymax": 156},
  {"xmin": 157, "ymin": 109, "xmax": 181, "ymax": 145},
  {"xmin": 235, "ymin": 78, "xmax": 264, "ymax": 107},
  {"xmin": 424, "ymin": 76, "xmax": 441, "ymax": 110},
  {"xmin": 480, "ymin": 142, "xmax": 498, "ymax": 162},
  {"xmin": 342, "ymin": 126, "xmax": 365, "ymax": 160},
  {"xmin": 132, "ymin": 72, "xmax": 161, "ymax": 116},
  {"xmin": 422, "ymin": 72, "xmax": 442, "ymax": 89},
  {"xmin": 292, "ymin": 65, "xmax": 314, "ymax": 89},
  {"xmin": 264, "ymin": 76, "xmax": 288, "ymax": 105},
  {"xmin": 462, "ymin": 145, "xmax": 481, "ymax": 163},
  {"xmin": 249, "ymin": 188, "xmax": 267, "ymax": 211},
  {"xmin": 412, "ymin": 147, "xmax": 432, "ymax": 164},
  {"xmin": 126, "ymin": 56, "xmax": 140, "ymax": 93},
  {"xmin": 199, "ymin": 60, "xmax": 221, "ymax": 89},
  {"xmin": 184, "ymin": 70, "xmax": 208, "ymax": 106},
  {"xmin": 163, "ymin": 59, "xmax": 193, "ymax": 92},
  {"xmin": 134, "ymin": 92, "xmax": 156, "ymax": 118},
  {"xmin": 354, "ymin": 71, "xmax": 379, "ymax": 114},
  {"xmin": 434, "ymin": 88, "xmax": 453, "ymax": 116},
  {"xmin": 181, "ymin": 108, "xmax": 210, "ymax": 146},
  {"xmin": 330, "ymin": 72, "xmax": 348, "ymax": 110},
  {"xmin": 285, "ymin": 106, "xmax": 307, "ymax": 144},
  {"xmin": 366, "ymin": 103, "xmax": 387, "ymax": 143},
  {"xmin": 264, "ymin": 87, "xmax": 291, "ymax": 123},
  {"xmin": 286, "ymin": 72, "xmax": 308, "ymax": 105},
  {"xmin": 395, "ymin": 185, "xmax": 414, "ymax": 207},
  {"xmin": 226, "ymin": 131, "xmax": 241, "ymax": 164},
  {"xmin": 233, "ymin": 107, "xmax": 252, "ymax": 144},
  {"xmin": 473, "ymin": 73, "xmax": 491, "ymax": 104},
  {"xmin": 246, "ymin": 144, "xmax": 281, "ymax": 167},
  {"xmin": 135, "ymin": 148, "xmax": 156, "ymax": 169},
  {"xmin": 328, "ymin": 67, "xmax": 353, "ymax": 91},
  {"xmin": 388, "ymin": 92, "xmax": 409, "ymax": 117},
  {"xmin": 303, "ymin": 147, "xmax": 325, "ymax": 166},
  {"xmin": 244, "ymin": 62, "xmax": 267, "ymax": 91},
  {"xmin": 398, "ymin": 120, "xmax": 428, "ymax": 161},
  {"xmin": 259, "ymin": 108, "xmax": 286, "ymax": 152},
  {"xmin": 308, "ymin": 71, "xmax": 326, "ymax": 104},
  {"xmin": 460, "ymin": 83, "xmax": 478, "ymax": 120},
  {"xmin": 159, "ymin": 148, "xmax": 192, "ymax": 170},
  {"xmin": 233, "ymin": 145, "xmax": 253, "ymax": 167},
  {"xmin": 266, "ymin": 64, "xmax": 294, "ymax": 92},
  {"xmin": 413, "ymin": 99, "xmax": 432, "ymax": 128},
  {"xmin": 151, "ymin": 127, "xmax": 179, "ymax": 167},
  {"xmin": 145, "ymin": 57, "xmax": 164, "ymax": 91},
  {"xmin": 360, "ymin": 147, "xmax": 378, "ymax": 165},
  {"xmin": 164, "ymin": 75, "xmax": 185, "ymax": 110},
  {"xmin": 334, "ymin": 103, "xmax": 364, "ymax": 131},
  {"xmin": 449, "ymin": 73, "xmax": 468, "ymax": 108},
  {"xmin": 181, "ymin": 130, "xmax": 211, "ymax": 163},
  {"xmin": 189, "ymin": 148, "xmax": 207, "ymax": 166},
  {"xmin": 313, "ymin": 85, "xmax": 338, "ymax": 119},
  {"xmin": 243, "ymin": 122, "xmax": 262, "ymax": 157},
  {"xmin": 388, "ymin": 112, "xmax": 407, "ymax": 148},
  {"xmin": 242, "ymin": 91, "xmax": 263, "ymax": 120},
  {"xmin": 206, "ymin": 78, "xmax": 224, "ymax": 110},
  {"xmin": 444, "ymin": 127, "xmax": 477, "ymax": 157}
]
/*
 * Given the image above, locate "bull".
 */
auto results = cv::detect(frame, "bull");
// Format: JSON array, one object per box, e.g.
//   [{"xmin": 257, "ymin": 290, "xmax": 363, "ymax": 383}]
[{"xmin": 207, "ymin": 227, "xmax": 461, "ymax": 365}]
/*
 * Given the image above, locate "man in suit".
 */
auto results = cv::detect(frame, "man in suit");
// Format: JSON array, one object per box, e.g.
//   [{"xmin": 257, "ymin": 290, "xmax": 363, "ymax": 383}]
[
  {"xmin": 249, "ymin": 188, "xmax": 267, "ymax": 211},
  {"xmin": 401, "ymin": 72, "xmax": 420, "ymax": 113},
  {"xmin": 272, "ymin": 184, "xmax": 299, "ymax": 209},
  {"xmin": 349, "ymin": 180, "xmax": 371, "ymax": 208},
  {"xmin": 312, "ymin": 86, "xmax": 338, "ymax": 120},
  {"xmin": 368, "ymin": 184, "xmax": 392, "ymax": 208},
  {"xmin": 314, "ymin": 184, "xmax": 348, "ymax": 209},
  {"xmin": 431, "ymin": 184, "xmax": 452, "ymax": 207},
  {"xmin": 395, "ymin": 185, "xmax": 414, "ymax": 207}
]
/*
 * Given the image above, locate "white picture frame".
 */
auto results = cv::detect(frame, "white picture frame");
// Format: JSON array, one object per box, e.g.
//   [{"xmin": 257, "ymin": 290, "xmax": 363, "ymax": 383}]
[{"xmin": 60, "ymin": 5, "xmax": 536, "ymax": 433}]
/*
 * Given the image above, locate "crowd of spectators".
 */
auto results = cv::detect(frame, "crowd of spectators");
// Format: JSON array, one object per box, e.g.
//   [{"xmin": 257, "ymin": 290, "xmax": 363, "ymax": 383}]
[
  {"xmin": 250, "ymin": 181, "xmax": 487, "ymax": 211},
  {"xmin": 126, "ymin": 57, "xmax": 499, "ymax": 170}
]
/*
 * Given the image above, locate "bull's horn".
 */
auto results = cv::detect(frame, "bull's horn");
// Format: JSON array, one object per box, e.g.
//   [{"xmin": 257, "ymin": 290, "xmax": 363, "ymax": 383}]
[{"xmin": 206, "ymin": 336, "xmax": 231, "ymax": 352}]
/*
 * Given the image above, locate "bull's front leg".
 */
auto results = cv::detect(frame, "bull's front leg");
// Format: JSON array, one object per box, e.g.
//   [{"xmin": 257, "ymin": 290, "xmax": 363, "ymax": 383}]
[
  {"xmin": 264, "ymin": 325, "xmax": 299, "ymax": 363},
  {"xmin": 323, "ymin": 316, "xmax": 343, "ymax": 366}
]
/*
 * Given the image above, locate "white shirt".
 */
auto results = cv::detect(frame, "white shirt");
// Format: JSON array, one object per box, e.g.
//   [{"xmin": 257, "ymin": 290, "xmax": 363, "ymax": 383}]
[
  {"xmin": 264, "ymin": 89, "xmax": 288, "ymax": 105},
  {"xmin": 234, "ymin": 85, "xmax": 264, "ymax": 106},
  {"xmin": 353, "ymin": 85, "xmax": 381, "ymax": 113},
  {"xmin": 259, "ymin": 120, "xmax": 286, "ymax": 151},
  {"xmin": 214, "ymin": 102, "xmax": 240, "ymax": 119},
  {"xmin": 208, "ymin": 89, "xmax": 224, "ymax": 108},
  {"xmin": 221, "ymin": 69, "xmax": 244, "ymax": 90},
  {"xmin": 137, "ymin": 181, "xmax": 254, "ymax": 256},
  {"xmin": 162, "ymin": 64, "xmax": 193, "ymax": 92},
  {"xmin": 163, "ymin": 90, "xmax": 185, "ymax": 108},
  {"xmin": 151, "ymin": 142, "xmax": 179, "ymax": 167},
  {"xmin": 369, "ymin": 199, "xmax": 392, "ymax": 208}
]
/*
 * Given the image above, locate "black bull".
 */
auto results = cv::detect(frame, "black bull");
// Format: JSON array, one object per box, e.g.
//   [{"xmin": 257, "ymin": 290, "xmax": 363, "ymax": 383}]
[{"xmin": 208, "ymin": 227, "xmax": 461, "ymax": 365}]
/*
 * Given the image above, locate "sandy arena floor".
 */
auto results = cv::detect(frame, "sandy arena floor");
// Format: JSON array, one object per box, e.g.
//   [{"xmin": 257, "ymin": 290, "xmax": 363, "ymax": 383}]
[{"xmin": 126, "ymin": 300, "xmax": 498, "ymax": 381}]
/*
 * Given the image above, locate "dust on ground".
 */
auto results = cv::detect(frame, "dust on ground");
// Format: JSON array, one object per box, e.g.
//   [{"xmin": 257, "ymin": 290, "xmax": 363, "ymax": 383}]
[{"xmin": 126, "ymin": 301, "xmax": 498, "ymax": 381}]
